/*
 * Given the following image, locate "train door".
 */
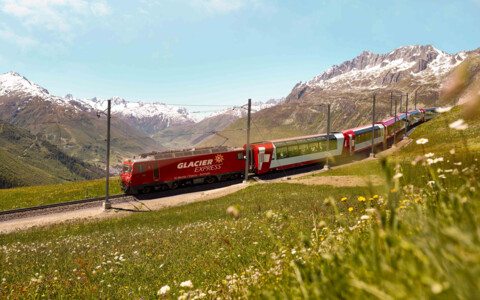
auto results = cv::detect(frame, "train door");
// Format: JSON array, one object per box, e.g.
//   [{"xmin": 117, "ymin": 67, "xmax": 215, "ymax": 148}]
[{"xmin": 153, "ymin": 163, "xmax": 160, "ymax": 182}]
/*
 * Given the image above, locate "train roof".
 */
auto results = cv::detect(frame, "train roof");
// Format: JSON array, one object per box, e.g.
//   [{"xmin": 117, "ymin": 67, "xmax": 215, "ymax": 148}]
[
  {"xmin": 344, "ymin": 123, "xmax": 383, "ymax": 133},
  {"xmin": 266, "ymin": 132, "xmax": 343, "ymax": 144},
  {"xmin": 127, "ymin": 146, "xmax": 243, "ymax": 162}
]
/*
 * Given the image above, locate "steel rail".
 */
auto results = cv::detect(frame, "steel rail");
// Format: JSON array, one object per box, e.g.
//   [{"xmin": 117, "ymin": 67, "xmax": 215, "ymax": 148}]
[{"xmin": 0, "ymin": 193, "xmax": 127, "ymax": 216}]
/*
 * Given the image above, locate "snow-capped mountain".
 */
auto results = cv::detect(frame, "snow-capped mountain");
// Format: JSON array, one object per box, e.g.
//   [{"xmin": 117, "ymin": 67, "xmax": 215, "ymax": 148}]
[
  {"xmin": 0, "ymin": 72, "xmax": 198, "ymax": 134},
  {"xmin": 207, "ymin": 98, "xmax": 285, "ymax": 119},
  {"xmin": 294, "ymin": 45, "xmax": 469, "ymax": 91}
]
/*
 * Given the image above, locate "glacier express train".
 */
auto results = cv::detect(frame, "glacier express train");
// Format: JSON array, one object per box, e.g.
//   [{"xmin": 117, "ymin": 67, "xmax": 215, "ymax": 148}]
[{"xmin": 121, "ymin": 108, "xmax": 438, "ymax": 194}]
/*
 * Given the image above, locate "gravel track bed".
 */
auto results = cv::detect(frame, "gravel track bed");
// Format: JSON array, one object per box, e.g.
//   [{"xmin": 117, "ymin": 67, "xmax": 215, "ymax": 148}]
[{"xmin": 0, "ymin": 196, "xmax": 136, "ymax": 222}]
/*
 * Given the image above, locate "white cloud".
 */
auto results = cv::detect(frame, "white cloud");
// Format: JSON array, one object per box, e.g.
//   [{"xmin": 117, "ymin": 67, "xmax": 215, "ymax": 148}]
[
  {"xmin": 191, "ymin": 0, "xmax": 246, "ymax": 13},
  {"xmin": 0, "ymin": 0, "xmax": 111, "ymax": 32},
  {"xmin": 90, "ymin": 1, "xmax": 110, "ymax": 16},
  {"xmin": 0, "ymin": 24, "xmax": 38, "ymax": 49}
]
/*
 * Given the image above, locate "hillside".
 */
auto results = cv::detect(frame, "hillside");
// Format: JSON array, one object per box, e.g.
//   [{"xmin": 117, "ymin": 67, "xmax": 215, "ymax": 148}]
[
  {"xmin": 0, "ymin": 120, "xmax": 104, "ymax": 188},
  {"xmin": 1, "ymin": 103, "xmax": 479, "ymax": 298},
  {"xmin": 200, "ymin": 45, "xmax": 479, "ymax": 147}
]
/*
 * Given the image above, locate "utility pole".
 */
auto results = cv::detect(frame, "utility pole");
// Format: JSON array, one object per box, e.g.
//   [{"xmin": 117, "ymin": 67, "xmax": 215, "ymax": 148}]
[
  {"xmin": 370, "ymin": 94, "xmax": 376, "ymax": 158},
  {"xmin": 244, "ymin": 99, "xmax": 251, "ymax": 183},
  {"xmin": 404, "ymin": 93, "xmax": 409, "ymax": 138},
  {"xmin": 393, "ymin": 97, "xmax": 397, "ymax": 146},
  {"xmin": 323, "ymin": 104, "xmax": 331, "ymax": 170},
  {"xmin": 434, "ymin": 91, "xmax": 437, "ymax": 107},
  {"xmin": 103, "ymin": 99, "xmax": 112, "ymax": 210}
]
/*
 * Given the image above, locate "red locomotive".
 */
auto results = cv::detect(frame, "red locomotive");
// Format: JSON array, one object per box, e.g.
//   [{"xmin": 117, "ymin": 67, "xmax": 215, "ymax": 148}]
[
  {"xmin": 121, "ymin": 146, "xmax": 245, "ymax": 194},
  {"xmin": 121, "ymin": 108, "xmax": 438, "ymax": 194}
]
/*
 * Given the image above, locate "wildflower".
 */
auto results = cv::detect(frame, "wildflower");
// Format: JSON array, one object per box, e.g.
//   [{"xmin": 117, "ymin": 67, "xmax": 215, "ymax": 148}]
[
  {"xmin": 360, "ymin": 215, "xmax": 370, "ymax": 220},
  {"xmin": 453, "ymin": 162, "xmax": 462, "ymax": 166},
  {"xmin": 291, "ymin": 249, "xmax": 296, "ymax": 255},
  {"xmin": 449, "ymin": 119, "xmax": 468, "ymax": 130},
  {"xmin": 427, "ymin": 158, "xmax": 434, "ymax": 165},
  {"xmin": 157, "ymin": 285, "xmax": 170, "ymax": 295},
  {"xmin": 358, "ymin": 196, "xmax": 366, "ymax": 202},
  {"xmin": 435, "ymin": 106, "xmax": 452, "ymax": 113},
  {"xmin": 438, "ymin": 174, "xmax": 447, "ymax": 179},
  {"xmin": 391, "ymin": 188, "xmax": 397, "ymax": 193},
  {"xmin": 450, "ymin": 148, "xmax": 455, "ymax": 154},
  {"xmin": 341, "ymin": 197, "xmax": 347, "ymax": 201},
  {"xmin": 226, "ymin": 206, "xmax": 240, "ymax": 218},
  {"xmin": 393, "ymin": 173, "xmax": 403, "ymax": 179},
  {"xmin": 416, "ymin": 138, "xmax": 429, "ymax": 145},
  {"xmin": 348, "ymin": 207, "xmax": 353, "ymax": 212},
  {"xmin": 427, "ymin": 181, "xmax": 435, "ymax": 187},
  {"xmin": 425, "ymin": 153, "xmax": 434, "ymax": 158},
  {"xmin": 266, "ymin": 210, "xmax": 273, "ymax": 219},
  {"xmin": 180, "ymin": 280, "xmax": 193, "ymax": 288},
  {"xmin": 373, "ymin": 195, "xmax": 378, "ymax": 199}
]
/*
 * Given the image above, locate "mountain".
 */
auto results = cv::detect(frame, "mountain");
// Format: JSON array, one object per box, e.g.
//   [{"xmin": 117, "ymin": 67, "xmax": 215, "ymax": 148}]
[
  {"xmin": 0, "ymin": 72, "xmax": 162, "ymax": 165},
  {"xmin": 151, "ymin": 98, "xmax": 284, "ymax": 149},
  {"xmin": 200, "ymin": 45, "xmax": 480, "ymax": 147},
  {"xmin": 71, "ymin": 95, "xmax": 197, "ymax": 135},
  {"xmin": 0, "ymin": 119, "xmax": 104, "ymax": 188}
]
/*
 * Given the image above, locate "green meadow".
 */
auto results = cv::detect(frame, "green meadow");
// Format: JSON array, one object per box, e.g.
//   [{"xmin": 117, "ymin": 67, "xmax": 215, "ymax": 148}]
[{"xmin": 0, "ymin": 106, "xmax": 479, "ymax": 299}]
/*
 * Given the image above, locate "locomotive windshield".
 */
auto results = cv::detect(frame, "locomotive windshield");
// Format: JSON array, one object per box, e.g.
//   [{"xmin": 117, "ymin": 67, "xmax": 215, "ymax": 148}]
[{"xmin": 123, "ymin": 163, "xmax": 132, "ymax": 174}]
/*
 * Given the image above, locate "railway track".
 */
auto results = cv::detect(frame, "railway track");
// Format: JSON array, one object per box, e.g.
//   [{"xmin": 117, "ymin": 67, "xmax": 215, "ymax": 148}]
[{"xmin": 0, "ymin": 194, "xmax": 135, "ymax": 222}]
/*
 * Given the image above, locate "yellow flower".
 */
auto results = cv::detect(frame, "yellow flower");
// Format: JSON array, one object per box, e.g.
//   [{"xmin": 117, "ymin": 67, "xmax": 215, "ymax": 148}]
[
  {"xmin": 341, "ymin": 197, "xmax": 347, "ymax": 201},
  {"xmin": 321, "ymin": 237, "xmax": 325, "ymax": 241},
  {"xmin": 348, "ymin": 207, "xmax": 353, "ymax": 212},
  {"xmin": 391, "ymin": 188, "xmax": 397, "ymax": 193},
  {"xmin": 242, "ymin": 272, "xmax": 245, "ymax": 275},
  {"xmin": 414, "ymin": 197, "xmax": 422, "ymax": 202},
  {"xmin": 358, "ymin": 196, "xmax": 366, "ymax": 202},
  {"xmin": 397, "ymin": 206, "xmax": 404, "ymax": 210},
  {"xmin": 369, "ymin": 198, "xmax": 374, "ymax": 201},
  {"xmin": 403, "ymin": 199, "xmax": 408, "ymax": 203},
  {"xmin": 373, "ymin": 195, "xmax": 378, "ymax": 199}
]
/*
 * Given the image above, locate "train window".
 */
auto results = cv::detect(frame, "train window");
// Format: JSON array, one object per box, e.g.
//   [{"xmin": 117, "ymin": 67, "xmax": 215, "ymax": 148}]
[
  {"xmin": 329, "ymin": 138, "xmax": 338, "ymax": 150},
  {"xmin": 153, "ymin": 164, "xmax": 159, "ymax": 178},
  {"xmin": 308, "ymin": 142, "xmax": 319, "ymax": 153},
  {"xmin": 277, "ymin": 146, "xmax": 288, "ymax": 159},
  {"xmin": 287, "ymin": 145, "xmax": 299, "ymax": 157},
  {"xmin": 237, "ymin": 153, "xmax": 244, "ymax": 160},
  {"xmin": 122, "ymin": 164, "xmax": 131, "ymax": 174},
  {"xmin": 136, "ymin": 164, "xmax": 146, "ymax": 173}
]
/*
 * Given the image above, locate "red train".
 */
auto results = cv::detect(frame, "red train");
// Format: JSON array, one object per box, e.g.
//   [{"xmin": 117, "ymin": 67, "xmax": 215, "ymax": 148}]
[{"xmin": 121, "ymin": 108, "xmax": 438, "ymax": 194}]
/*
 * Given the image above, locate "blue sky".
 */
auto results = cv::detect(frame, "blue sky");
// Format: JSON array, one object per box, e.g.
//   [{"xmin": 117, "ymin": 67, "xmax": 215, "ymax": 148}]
[{"xmin": 0, "ymin": 0, "xmax": 479, "ymax": 108}]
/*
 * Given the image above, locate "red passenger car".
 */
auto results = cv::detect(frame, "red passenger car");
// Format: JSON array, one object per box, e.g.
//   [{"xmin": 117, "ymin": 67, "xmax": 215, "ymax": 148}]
[{"xmin": 121, "ymin": 147, "xmax": 246, "ymax": 194}]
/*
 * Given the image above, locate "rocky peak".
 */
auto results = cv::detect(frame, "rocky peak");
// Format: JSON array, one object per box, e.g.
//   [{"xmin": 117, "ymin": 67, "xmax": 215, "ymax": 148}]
[{"xmin": 303, "ymin": 44, "xmax": 468, "ymax": 91}]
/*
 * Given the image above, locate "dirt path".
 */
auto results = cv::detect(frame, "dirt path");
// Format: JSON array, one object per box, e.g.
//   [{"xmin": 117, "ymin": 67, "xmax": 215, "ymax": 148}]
[
  {"xmin": 0, "ymin": 183, "xmax": 249, "ymax": 234},
  {"xmin": 0, "ymin": 137, "xmax": 412, "ymax": 234}
]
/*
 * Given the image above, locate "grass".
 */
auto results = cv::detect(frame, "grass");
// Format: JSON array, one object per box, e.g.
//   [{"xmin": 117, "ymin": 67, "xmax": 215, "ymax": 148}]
[
  {"xmin": 0, "ymin": 177, "xmax": 122, "ymax": 211},
  {"xmin": 0, "ymin": 106, "xmax": 479, "ymax": 299}
]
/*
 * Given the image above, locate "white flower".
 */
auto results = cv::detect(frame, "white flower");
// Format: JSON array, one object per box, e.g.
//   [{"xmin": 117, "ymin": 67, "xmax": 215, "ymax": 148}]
[
  {"xmin": 427, "ymin": 158, "xmax": 434, "ymax": 165},
  {"xmin": 453, "ymin": 162, "xmax": 462, "ymax": 166},
  {"xmin": 157, "ymin": 285, "xmax": 170, "ymax": 295},
  {"xmin": 226, "ymin": 206, "xmax": 239, "ymax": 218},
  {"xmin": 360, "ymin": 215, "xmax": 370, "ymax": 220},
  {"xmin": 425, "ymin": 153, "xmax": 434, "ymax": 158},
  {"xmin": 435, "ymin": 106, "xmax": 452, "ymax": 113},
  {"xmin": 427, "ymin": 180, "xmax": 435, "ymax": 186},
  {"xmin": 393, "ymin": 173, "xmax": 403, "ymax": 179},
  {"xmin": 291, "ymin": 249, "xmax": 296, "ymax": 255},
  {"xmin": 416, "ymin": 138, "xmax": 429, "ymax": 145},
  {"xmin": 180, "ymin": 280, "xmax": 193, "ymax": 288},
  {"xmin": 449, "ymin": 119, "xmax": 468, "ymax": 130},
  {"xmin": 438, "ymin": 174, "xmax": 447, "ymax": 179},
  {"xmin": 450, "ymin": 148, "xmax": 455, "ymax": 154}
]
